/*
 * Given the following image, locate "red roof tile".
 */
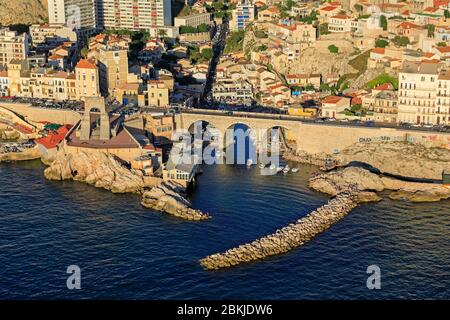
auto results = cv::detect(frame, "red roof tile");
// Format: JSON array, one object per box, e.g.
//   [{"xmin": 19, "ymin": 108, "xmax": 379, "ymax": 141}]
[{"xmin": 76, "ymin": 59, "xmax": 97, "ymax": 70}]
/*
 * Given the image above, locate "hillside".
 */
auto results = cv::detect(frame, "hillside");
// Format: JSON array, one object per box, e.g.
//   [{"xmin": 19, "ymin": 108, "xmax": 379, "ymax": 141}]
[{"xmin": 0, "ymin": 0, "xmax": 48, "ymax": 26}]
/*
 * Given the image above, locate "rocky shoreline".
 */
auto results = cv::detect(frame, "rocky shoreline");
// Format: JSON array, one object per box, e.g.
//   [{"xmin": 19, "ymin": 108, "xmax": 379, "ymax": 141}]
[
  {"xmin": 142, "ymin": 182, "xmax": 210, "ymax": 220},
  {"xmin": 44, "ymin": 149, "xmax": 209, "ymax": 220},
  {"xmin": 200, "ymin": 192, "xmax": 359, "ymax": 270},
  {"xmin": 0, "ymin": 146, "xmax": 41, "ymax": 162}
]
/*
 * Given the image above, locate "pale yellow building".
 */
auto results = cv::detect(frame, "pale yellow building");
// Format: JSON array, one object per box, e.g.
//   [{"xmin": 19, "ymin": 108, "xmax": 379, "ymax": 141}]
[
  {"xmin": 147, "ymin": 80, "xmax": 170, "ymax": 107},
  {"xmin": 0, "ymin": 28, "xmax": 29, "ymax": 68},
  {"xmin": 75, "ymin": 59, "xmax": 100, "ymax": 99},
  {"xmin": 97, "ymin": 46, "xmax": 129, "ymax": 96}
]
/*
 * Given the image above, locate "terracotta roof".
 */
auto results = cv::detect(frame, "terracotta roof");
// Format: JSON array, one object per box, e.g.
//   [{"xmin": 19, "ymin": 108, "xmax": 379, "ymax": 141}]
[
  {"xmin": 48, "ymin": 54, "xmax": 64, "ymax": 60},
  {"xmin": 434, "ymin": 0, "xmax": 450, "ymax": 6},
  {"xmin": 397, "ymin": 22, "xmax": 420, "ymax": 29},
  {"xmin": 371, "ymin": 47, "xmax": 385, "ymax": 54},
  {"xmin": 374, "ymin": 83, "xmax": 393, "ymax": 91},
  {"xmin": 435, "ymin": 45, "xmax": 450, "ymax": 53},
  {"xmin": 76, "ymin": 59, "xmax": 97, "ymax": 70},
  {"xmin": 35, "ymin": 125, "xmax": 71, "ymax": 150},
  {"xmin": 332, "ymin": 14, "xmax": 351, "ymax": 19},
  {"xmin": 322, "ymin": 95, "xmax": 343, "ymax": 104},
  {"xmin": 321, "ymin": 5, "xmax": 338, "ymax": 11},
  {"xmin": 424, "ymin": 7, "xmax": 439, "ymax": 13}
]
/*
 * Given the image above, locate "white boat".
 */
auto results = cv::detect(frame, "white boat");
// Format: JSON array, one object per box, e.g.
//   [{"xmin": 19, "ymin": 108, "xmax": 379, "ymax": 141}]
[
  {"xmin": 246, "ymin": 159, "xmax": 253, "ymax": 167},
  {"xmin": 276, "ymin": 166, "xmax": 283, "ymax": 173},
  {"xmin": 269, "ymin": 163, "xmax": 276, "ymax": 170},
  {"xmin": 283, "ymin": 165, "xmax": 290, "ymax": 174},
  {"xmin": 259, "ymin": 163, "xmax": 265, "ymax": 169},
  {"xmin": 291, "ymin": 167, "xmax": 299, "ymax": 173}
]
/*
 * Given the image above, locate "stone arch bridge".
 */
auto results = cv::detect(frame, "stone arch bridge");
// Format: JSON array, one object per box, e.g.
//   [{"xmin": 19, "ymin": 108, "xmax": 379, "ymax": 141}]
[
  {"xmin": 174, "ymin": 109, "xmax": 450, "ymax": 154},
  {"xmin": 175, "ymin": 110, "xmax": 299, "ymax": 151}
]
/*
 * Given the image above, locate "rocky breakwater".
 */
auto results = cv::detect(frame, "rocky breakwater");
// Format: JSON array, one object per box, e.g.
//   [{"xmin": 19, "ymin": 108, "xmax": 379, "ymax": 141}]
[
  {"xmin": 44, "ymin": 150, "xmax": 209, "ymax": 220},
  {"xmin": 142, "ymin": 181, "xmax": 210, "ymax": 221},
  {"xmin": 200, "ymin": 193, "xmax": 358, "ymax": 270},
  {"xmin": 309, "ymin": 167, "xmax": 450, "ymax": 202}
]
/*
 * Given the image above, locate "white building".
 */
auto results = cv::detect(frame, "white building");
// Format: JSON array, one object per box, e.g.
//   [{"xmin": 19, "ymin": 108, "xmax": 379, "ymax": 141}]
[
  {"xmin": 47, "ymin": 0, "xmax": 97, "ymax": 35},
  {"xmin": 397, "ymin": 61, "xmax": 448, "ymax": 125},
  {"xmin": 231, "ymin": 0, "xmax": 256, "ymax": 31},
  {"xmin": 100, "ymin": 0, "xmax": 172, "ymax": 31}
]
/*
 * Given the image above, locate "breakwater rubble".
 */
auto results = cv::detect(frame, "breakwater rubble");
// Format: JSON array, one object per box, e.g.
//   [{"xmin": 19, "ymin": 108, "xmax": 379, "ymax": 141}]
[
  {"xmin": 141, "ymin": 181, "xmax": 211, "ymax": 221},
  {"xmin": 200, "ymin": 192, "xmax": 358, "ymax": 270}
]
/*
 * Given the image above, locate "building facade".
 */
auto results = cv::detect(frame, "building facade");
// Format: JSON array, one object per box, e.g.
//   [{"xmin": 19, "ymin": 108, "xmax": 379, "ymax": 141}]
[
  {"xmin": 397, "ymin": 61, "xmax": 444, "ymax": 125},
  {"xmin": 100, "ymin": 0, "xmax": 172, "ymax": 31},
  {"xmin": 48, "ymin": 0, "xmax": 97, "ymax": 34},
  {"xmin": 0, "ymin": 28, "xmax": 29, "ymax": 68},
  {"xmin": 231, "ymin": 0, "xmax": 256, "ymax": 31},
  {"xmin": 97, "ymin": 46, "xmax": 129, "ymax": 96}
]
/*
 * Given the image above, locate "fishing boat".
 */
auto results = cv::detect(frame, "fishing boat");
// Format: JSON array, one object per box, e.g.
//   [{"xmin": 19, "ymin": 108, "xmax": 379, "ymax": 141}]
[
  {"xmin": 259, "ymin": 163, "xmax": 265, "ymax": 169},
  {"xmin": 283, "ymin": 165, "xmax": 290, "ymax": 174},
  {"xmin": 269, "ymin": 163, "xmax": 276, "ymax": 170},
  {"xmin": 276, "ymin": 166, "xmax": 283, "ymax": 173},
  {"xmin": 246, "ymin": 159, "xmax": 253, "ymax": 167},
  {"xmin": 291, "ymin": 167, "xmax": 299, "ymax": 173}
]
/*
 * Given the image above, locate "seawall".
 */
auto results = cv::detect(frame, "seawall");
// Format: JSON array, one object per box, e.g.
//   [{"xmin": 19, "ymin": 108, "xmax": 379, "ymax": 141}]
[{"xmin": 0, "ymin": 103, "xmax": 81, "ymax": 125}]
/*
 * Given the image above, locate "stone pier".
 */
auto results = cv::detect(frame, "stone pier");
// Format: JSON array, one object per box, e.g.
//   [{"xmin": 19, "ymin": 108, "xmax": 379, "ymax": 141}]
[{"xmin": 200, "ymin": 192, "xmax": 359, "ymax": 270}]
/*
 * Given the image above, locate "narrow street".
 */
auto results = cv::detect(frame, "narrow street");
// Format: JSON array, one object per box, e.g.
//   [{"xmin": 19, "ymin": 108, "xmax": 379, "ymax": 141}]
[{"xmin": 199, "ymin": 18, "xmax": 229, "ymax": 107}]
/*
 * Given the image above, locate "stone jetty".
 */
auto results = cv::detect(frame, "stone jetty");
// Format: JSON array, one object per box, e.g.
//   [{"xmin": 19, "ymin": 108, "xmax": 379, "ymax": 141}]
[{"xmin": 200, "ymin": 192, "xmax": 358, "ymax": 270}]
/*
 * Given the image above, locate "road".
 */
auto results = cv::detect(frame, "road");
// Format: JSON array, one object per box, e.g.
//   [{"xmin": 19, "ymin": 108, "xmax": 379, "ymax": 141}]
[{"xmin": 199, "ymin": 18, "xmax": 229, "ymax": 106}]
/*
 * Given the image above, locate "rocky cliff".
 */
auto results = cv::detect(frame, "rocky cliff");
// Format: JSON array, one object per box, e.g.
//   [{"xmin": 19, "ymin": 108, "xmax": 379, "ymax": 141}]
[
  {"xmin": 44, "ymin": 150, "xmax": 146, "ymax": 193},
  {"xmin": 309, "ymin": 167, "xmax": 450, "ymax": 202},
  {"xmin": 0, "ymin": 0, "xmax": 48, "ymax": 26},
  {"xmin": 334, "ymin": 141, "xmax": 450, "ymax": 181},
  {"xmin": 44, "ymin": 149, "xmax": 209, "ymax": 220}
]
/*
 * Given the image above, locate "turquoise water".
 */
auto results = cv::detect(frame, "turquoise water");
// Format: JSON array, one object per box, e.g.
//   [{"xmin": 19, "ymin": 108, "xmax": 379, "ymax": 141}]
[{"xmin": 0, "ymin": 160, "xmax": 449, "ymax": 299}]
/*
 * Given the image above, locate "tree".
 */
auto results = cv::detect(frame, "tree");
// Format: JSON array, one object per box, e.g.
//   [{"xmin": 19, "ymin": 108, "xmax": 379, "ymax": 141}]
[
  {"xmin": 201, "ymin": 48, "xmax": 213, "ymax": 60},
  {"xmin": 375, "ymin": 38, "xmax": 389, "ymax": 48},
  {"xmin": 328, "ymin": 44, "xmax": 339, "ymax": 54},
  {"xmin": 445, "ymin": 9, "xmax": 450, "ymax": 19},
  {"xmin": 354, "ymin": 4, "xmax": 363, "ymax": 13},
  {"xmin": 426, "ymin": 24, "xmax": 435, "ymax": 38},
  {"xmin": 158, "ymin": 29, "xmax": 167, "ymax": 39},
  {"xmin": 379, "ymin": 15, "xmax": 387, "ymax": 31},
  {"xmin": 319, "ymin": 23, "xmax": 329, "ymax": 36},
  {"xmin": 80, "ymin": 47, "xmax": 89, "ymax": 58},
  {"xmin": 437, "ymin": 42, "xmax": 448, "ymax": 47},
  {"xmin": 392, "ymin": 36, "xmax": 410, "ymax": 47}
]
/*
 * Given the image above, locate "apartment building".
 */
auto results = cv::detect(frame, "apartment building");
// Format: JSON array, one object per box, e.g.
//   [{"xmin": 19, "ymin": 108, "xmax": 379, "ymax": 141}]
[
  {"xmin": 47, "ymin": 0, "xmax": 98, "ymax": 38},
  {"xmin": 436, "ymin": 69, "xmax": 450, "ymax": 125},
  {"xmin": 97, "ymin": 46, "xmax": 129, "ymax": 96},
  {"xmin": 6, "ymin": 59, "xmax": 78, "ymax": 100},
  {"xmin": 397, "ymin": 61, "xmax": 444, "ymax": 125},
  {"xmin": 212, "ymin": 78, "xmax": 253, "ymax": 103},
  {"xmin": 328, "ymin": 15, "xmax": 358, "ymax": 33},
  {"xmin": 231, "ymin": 0, "xmax": 256, "ymax": 31},
  {"xmin": 174, "ymin": 12, "xmax": 212, "ymax": 28},
  {"xmin": 29, "ymin": 24, "xmax": 77, "ymax": 46},
  {"xmin": 147, "ymin": 80, "xmax": 170, "ymax": 107},
  {"xmin": 373, "ymin": 90, "xmax": 398, "ymax": 124},
  {"xmin": 75, "ymin": 59, "xmax": 100, "ymax": 99},
  {"xmin": 101, "ymin": 0, "xmax": 172, "ymax": 31},
  {"xmin": 0, "ymin": 28, "xmax": 29, "ymax": 68}
]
